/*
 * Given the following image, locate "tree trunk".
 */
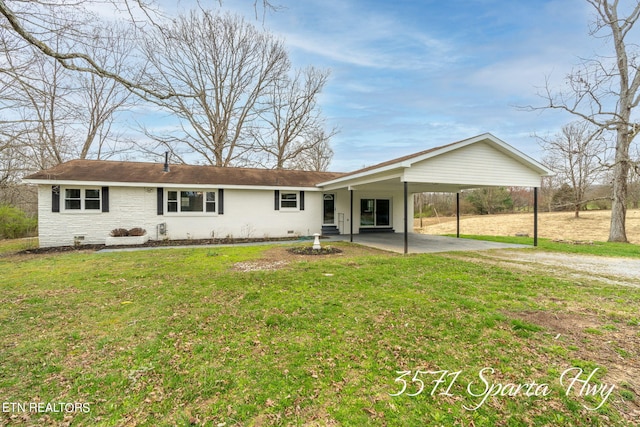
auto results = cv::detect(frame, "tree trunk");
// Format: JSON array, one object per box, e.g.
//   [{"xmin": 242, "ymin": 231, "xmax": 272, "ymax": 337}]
[{"xmin": 608, "ymin": 133, "xmax": 630, "ymax": 242}]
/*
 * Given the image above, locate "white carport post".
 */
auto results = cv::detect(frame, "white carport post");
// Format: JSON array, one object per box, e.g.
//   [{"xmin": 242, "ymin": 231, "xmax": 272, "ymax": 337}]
[
  {"xmin": 349, "ymin": 189, "xmax": 353, "ymax": 243},
  {"xmin": 534, "ymin": 187, "xmax": 538, "ymax": 247},
  {"xmin": 403, "ymin": 181, "xmax": 408, "ymax": 254},
  {"xmin": 456, "ymin": 192, "xmax": 460, "ymax": 238}
]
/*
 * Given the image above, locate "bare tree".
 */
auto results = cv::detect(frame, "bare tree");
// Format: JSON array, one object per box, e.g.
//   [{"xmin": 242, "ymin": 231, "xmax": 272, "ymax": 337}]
[
  {"xmin": 465, "ymin": 187, "xmax": 513, "ymax": 215},
  {"xmin": 0, "ymin": 0, "xmax": 281, "ymax": 101},
  {"xmin": 537, "ymin": 122, "xmax": 609, "ymax": 217},
  {"xmin": 289, "ymin": 129, "xmax": 335, "ymax": 171},
  {"xmin": 0, "ymin": 20, "xmax": 137, "ymax": 185},
  {"xmin": 539, "ymin": 175, "xmax": 560, "ymax": 212},
  {"xmin": 629, "ymin": 144, "xmax": 640, "ymax": 208},
  {"xmin": 508, "ymin": 187, "xmax": 534, "ymax": 213},
  {"xmin": 534, "ymin": 0, "xmax": 640, "ymax": 242},
  {"xmin": 75, "ymin": 26, "xmax": 137, "ymax": 159},
  {"xmin": 0, "ymin": 39, "xmax": 75, "ymax": 169},
  {"xmin": 255, "ymin": 66, "xmax": 334, "ymax": 169},
  {"xmin": 141, "ymin": 10, "xmax": 289, "ymax": 167}
]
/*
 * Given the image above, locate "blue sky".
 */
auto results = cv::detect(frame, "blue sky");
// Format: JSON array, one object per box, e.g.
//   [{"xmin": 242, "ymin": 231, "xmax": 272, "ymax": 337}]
[{"xmin": 161, "ymin": 0, "xmax": 601, "ymax": 171}]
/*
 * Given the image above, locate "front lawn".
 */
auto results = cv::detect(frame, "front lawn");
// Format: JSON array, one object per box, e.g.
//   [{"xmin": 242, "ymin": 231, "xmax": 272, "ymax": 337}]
[{"xmin": 0, "ymin": 243, "xmax": 638, "ymax": 426}]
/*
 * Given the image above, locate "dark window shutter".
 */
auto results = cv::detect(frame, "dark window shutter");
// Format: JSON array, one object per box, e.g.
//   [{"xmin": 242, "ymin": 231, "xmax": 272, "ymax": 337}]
[
  {"xmin": 218, "ymin": 189, "xmax": 224, "ymax": 215},
  {"xmin": 101, "ymin": 187, "xmax": 109, "ymax": 212},
  {"xmin": 274, "ymin": 190, "xmax": 280, "ymax": 210},
  {"xmin": 157, "ymin": 187, "xmax": 164, "ymax": 215},
  {"xmin": 300, "ymin": 191, "xmax": 305, "ymax": 211},
  {"xmin": 52, "ymin": 185, "xmax": 60, "ymax": 213}
]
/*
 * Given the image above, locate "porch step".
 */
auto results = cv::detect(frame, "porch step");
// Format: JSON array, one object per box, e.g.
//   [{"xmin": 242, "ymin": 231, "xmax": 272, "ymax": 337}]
[
  {"xmin": 359, "ymin": 227, "xmax": 395, "ymax": 233},
  {"xmin": 321, "ymin": 225, "xmax": 340, "ymax": 236}
]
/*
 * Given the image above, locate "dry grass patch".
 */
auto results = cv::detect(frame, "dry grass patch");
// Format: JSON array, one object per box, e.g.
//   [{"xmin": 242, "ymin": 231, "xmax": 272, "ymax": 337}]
[{"xmin": 416, "ymin": 209, "xmax": 640, "ymax": 243}]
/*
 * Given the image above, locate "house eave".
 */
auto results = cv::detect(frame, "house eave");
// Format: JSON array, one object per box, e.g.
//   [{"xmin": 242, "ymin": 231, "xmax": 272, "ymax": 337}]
[
  {"xmin": 21, "ymin": 178, "xmax": 323, "ymax": 192},
  {"xmin": 316, "ymin": 163, "xmax": 410, "ymax": 188}
]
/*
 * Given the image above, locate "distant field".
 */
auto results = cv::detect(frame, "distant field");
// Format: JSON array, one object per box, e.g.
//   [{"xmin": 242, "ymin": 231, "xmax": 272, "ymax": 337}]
[{"xmin": 415, "ymin": 209, "xmax": 640, "ymax": 244}]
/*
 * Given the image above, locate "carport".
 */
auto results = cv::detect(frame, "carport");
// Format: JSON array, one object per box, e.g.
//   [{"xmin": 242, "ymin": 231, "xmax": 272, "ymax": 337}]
[{"xmin": 317, "ymin": 134, "xmax": 554, "ymax": 254}]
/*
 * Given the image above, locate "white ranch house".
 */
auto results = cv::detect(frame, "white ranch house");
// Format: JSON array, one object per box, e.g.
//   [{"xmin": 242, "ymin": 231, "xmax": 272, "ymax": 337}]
[{"xmin": 23, "ymin": 134, "xmax": 553, "ymax": 252}]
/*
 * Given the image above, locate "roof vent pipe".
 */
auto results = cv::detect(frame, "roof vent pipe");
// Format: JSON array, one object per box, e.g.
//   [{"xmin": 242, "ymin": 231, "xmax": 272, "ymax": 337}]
[{"xmin": 163, "ymin": 152, "xmax": 170, "ymax": 173}]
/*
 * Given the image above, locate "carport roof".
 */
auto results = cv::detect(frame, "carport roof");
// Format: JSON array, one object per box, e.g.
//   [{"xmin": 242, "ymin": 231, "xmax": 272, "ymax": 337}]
[{"xmin": 316, "ymin": 133, "xmax": 554, "ymax": 192}]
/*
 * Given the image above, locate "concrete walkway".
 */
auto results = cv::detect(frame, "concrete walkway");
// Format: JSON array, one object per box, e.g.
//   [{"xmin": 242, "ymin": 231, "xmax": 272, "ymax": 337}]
[
  {"xmin": 328, "ymin": 233, "xmax": 530, "ymax": 254},
  {"xmin": 98, "ymin": 233, "xmax": 530, "ymax": 254}
]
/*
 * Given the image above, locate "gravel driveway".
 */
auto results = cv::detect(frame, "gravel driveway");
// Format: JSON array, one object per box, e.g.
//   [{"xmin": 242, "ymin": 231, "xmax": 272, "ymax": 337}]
[{"xmin": 452, "ymin": 249, "xmax": 640, "ymax": 288}]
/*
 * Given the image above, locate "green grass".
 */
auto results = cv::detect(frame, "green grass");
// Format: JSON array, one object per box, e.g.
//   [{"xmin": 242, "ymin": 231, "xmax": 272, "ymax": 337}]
[
  {"xmin": 0, "ymin": 242, "xmax": 638, "ymax": 426},
  {"xmin": 451, "ymin": 234, "xmax": 640, "ymax": 258},
  {"xmin": 0, "ymin": 237, "xmax": 38, "ymax": 255}
]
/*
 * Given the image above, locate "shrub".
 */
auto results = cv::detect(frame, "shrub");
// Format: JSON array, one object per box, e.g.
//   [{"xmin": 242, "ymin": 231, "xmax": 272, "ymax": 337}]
[
  {"xmin": 465, "ymin": 187, "xmax": 513, "ymax": 215},
  {"xmin": 110, "ymin": 228, "xmax": 129, "ymax": 237},
  {"xmin": 128, "ymin": 227, "xmax": 146, "ymax": 237},
  {"xmin": 0, "ymin": 205, "xmax": 37, "ymax": 239},
  {"xmin": 109, "ymin": 228, "xmax": 147, "ymax": 237}
]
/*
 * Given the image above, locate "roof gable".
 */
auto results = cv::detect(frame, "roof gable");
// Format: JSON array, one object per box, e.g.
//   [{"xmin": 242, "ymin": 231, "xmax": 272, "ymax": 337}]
[
  {"xmin": 317, "ymin": 133, "xmax": 553, "ymax": 188},
  {"xmin": 403, "ymin": 140, "xmax": 546, "ymax": 188}
]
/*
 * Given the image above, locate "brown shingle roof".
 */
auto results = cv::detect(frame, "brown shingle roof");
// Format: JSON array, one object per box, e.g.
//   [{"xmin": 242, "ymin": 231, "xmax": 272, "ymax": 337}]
[{"xmin": 24, "ymin": 159, "xmax": 346, "ymax": 187}]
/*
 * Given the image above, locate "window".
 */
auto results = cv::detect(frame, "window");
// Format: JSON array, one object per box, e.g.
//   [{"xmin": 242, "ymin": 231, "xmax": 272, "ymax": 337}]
[
  {"xmin": 85, "ymin": 189, "xmax": 101, "ymax": 210},
  {"xmin": 166, "ymin": 190, "xmax": 216, "ymax": 214},
  {"xmin": 65, "ymin": 189, "xmax": 81, "ymax": 210},
  {"xmin": 206, "ymin": 191, "xmax": 216, "ymax": 212},
  {"xmin": 180, "ymin": 191, "xmax": 203, "ymax": 212},
  {"xmin": 168, "ymin": 191, "xmax": 178, "ymax": 212},
  {"xmin": 63, "ymin": 188, "xmax": 101, "ymax": 211},
  {"xmin": 280, "ymin": 192, "xmax": 298, "ymax": 209}
]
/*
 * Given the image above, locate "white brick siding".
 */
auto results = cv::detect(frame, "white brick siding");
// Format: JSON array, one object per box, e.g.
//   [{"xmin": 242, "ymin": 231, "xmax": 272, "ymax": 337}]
[{"xmin": 36, "ymin": 185, "xmax": 327, "ymax": 247}]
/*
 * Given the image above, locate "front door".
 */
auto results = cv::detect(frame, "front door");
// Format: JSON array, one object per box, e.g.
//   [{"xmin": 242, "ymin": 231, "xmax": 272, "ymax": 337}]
[
  {"xmin": 323, "ymin": 194, "xmax": 335, "ymax": 225},
  {"xmin": 360, "ymin": 198, "xmax": 391, "ymax": 227}
]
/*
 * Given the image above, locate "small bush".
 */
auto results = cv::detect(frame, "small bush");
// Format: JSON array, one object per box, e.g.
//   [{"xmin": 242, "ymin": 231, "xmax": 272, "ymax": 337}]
[
  {"xmin": 128, "ymin": 227, "xmax": 146, "ymax": 237},
  {"xmin": 0, "ymin": 205, "xmax": 37, "ymax": 239},
  {"xmin": 110, "ymin": 228, "xmax": 129, "ymax": 237}
]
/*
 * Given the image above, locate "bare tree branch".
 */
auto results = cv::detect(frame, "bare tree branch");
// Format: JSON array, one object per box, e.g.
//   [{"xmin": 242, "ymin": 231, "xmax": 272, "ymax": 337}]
[
  {"xmin": 141, "ymin": 10, "xmax": 289, "ymax": 167},
  {"xmin": 254, "ymin": 66, "xmax": 334, "ymax": 169},
  {"xmin": 536, "ymin": 121, "xmax": 610, "ymax": 217},
  {"xmin": 527, "ymin": 0, "xmax": 640, "ymax": 242}
]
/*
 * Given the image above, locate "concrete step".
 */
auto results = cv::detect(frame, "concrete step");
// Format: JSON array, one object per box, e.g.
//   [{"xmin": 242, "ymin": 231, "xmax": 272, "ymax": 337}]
[
  {"xmin": 321, "ymin": 225, "xmax": 340, "ymax": 235},
  {"xmin": 359, "ymin": 227, "xmax": 395, "ymax": 233}
]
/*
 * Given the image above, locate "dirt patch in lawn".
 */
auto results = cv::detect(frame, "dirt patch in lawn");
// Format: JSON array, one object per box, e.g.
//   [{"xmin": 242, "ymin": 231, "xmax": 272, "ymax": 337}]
[
  {"xmin": 231, "ymin": 243, "xmax": 394, "ymax": 272},
  {"xmin": 508, "ymin": 310, "xmax": 640, "ymax": 421}
]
